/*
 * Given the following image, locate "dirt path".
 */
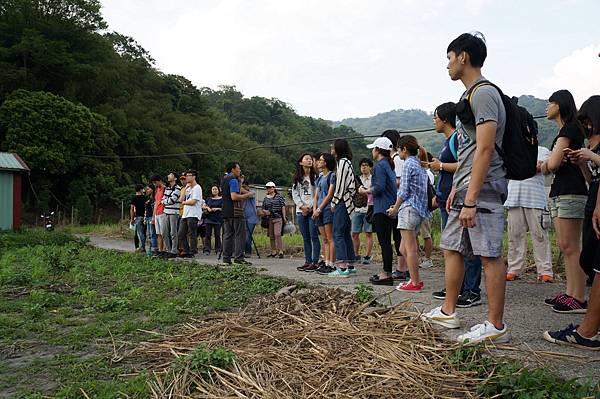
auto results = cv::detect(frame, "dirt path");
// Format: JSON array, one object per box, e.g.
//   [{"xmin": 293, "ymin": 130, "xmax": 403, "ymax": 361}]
[{"xmin": 85, "ymin": 234, "xmax": 600, "ymax": 381}]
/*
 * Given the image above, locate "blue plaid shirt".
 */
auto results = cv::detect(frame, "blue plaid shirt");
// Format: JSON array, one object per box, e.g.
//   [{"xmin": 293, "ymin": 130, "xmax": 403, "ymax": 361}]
[{"xmin": 397, "ymin": 156, "xmax": 430, "ymax": 219}]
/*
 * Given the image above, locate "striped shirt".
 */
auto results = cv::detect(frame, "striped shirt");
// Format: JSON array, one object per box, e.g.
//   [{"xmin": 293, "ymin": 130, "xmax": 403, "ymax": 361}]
[
  {"xmin": 397, "ymin": 156, "xmax": 429, "ymax": 219},
  {"xmin": 262, "ymin": 193, "xmax": 286, "ymax": 219},
  {"xmin": 504, "ymin": 146, "xmax": 550, "ymax": 210},
  {"xmin": 332, "ymin": 158, "xmax": 356, "ymax": 216},
  {"xmin": 161, "ymin": 183, "xmax": 181, "ymax": 215}
]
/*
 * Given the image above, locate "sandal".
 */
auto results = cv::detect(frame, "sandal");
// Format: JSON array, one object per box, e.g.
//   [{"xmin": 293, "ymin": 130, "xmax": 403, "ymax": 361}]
[{"xmin": 370, "ymin": 275, "xmax": 394, "ymax": 286}]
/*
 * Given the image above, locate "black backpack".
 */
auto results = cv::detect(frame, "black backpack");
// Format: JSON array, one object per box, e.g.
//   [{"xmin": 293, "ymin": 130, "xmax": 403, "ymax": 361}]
[{"xmin": 456, "ymin": 80, "xmax": 538, "ymax": 181}]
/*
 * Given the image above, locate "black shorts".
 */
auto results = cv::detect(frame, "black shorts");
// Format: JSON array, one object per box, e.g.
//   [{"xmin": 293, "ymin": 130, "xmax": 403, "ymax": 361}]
[{"xmin": 580, "ymin": 215, "xmax": 600, "ymax": 277}]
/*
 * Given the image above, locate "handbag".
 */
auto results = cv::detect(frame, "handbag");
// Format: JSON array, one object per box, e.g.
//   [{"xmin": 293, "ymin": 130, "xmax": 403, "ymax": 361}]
[{"xmin": 260, "ymin": 216, "xmax": 269, "ymax": 229}]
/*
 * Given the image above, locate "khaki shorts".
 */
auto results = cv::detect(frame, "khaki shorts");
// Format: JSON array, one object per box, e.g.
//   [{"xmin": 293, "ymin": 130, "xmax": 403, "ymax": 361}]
[
  {"xmin": 548, "ymin": 195, "xmax": 586, "ymax": 219},
  {"xmin": 419, "ymin": 218, "xmax": 432, "ymax": 239},
  {"xmin": 155, "ymin": 213, "xmax": 167, "ymax": 235}
]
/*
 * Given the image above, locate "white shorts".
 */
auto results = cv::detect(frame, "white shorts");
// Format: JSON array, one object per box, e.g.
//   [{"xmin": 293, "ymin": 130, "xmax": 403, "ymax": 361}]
[{"xmin": 155, "ymin": 213, "xmax": 167, "ymax": 235}]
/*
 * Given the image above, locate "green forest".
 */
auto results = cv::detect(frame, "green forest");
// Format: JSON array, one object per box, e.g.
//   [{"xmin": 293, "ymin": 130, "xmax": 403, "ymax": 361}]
[{"xmin": 0, "ymin": 0, "xmax": 367, "ymax": 221}]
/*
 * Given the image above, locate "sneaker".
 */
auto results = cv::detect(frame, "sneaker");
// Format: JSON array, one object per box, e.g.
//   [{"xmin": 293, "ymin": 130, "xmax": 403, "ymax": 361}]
[
  {"xmin": 396, "ymin": 280, "xmax": 424, "ymax": 292},
  {"xmin": 328, "ymin": 268, "xmax": 350, "ymax": 278},
  {"xmin": 165, "ymin": 253, "xmax": 177, "ymax": 259},
  {"xmin": 234, "ymin": 259, "xmax": 252, "ymax": 266},
  {"xmin": 278, "ymin": 253, "xmax": 284, "ymax": 259},
  {"xmin": 432, "ymin": 288, "xmax": 446, "ymax": 300},
  {"xmin": 506, "ymin": 273, "xmax": 518, "ymax": 281},
  {"xmin": 347, "ymin": 267, "xmax": 358, "ymax": 274},
  {"xmin": 421, "ymin": 306, "xmax": 460, "ymax": 329},
  {"xmin": 304, "ymin": 263, "xmax": 319, "ymax": 272},
  {"xmin": 297, "ymin": 263, "xmax": 311, "ymax": 271},
  {"xmin": 456, "ymin": 291, "xmax": 482, "ymax": 308},
  {"xmin": 392, "ymin": 271, "xmax": 410, "ymax": 281},
  {"xmin": 543, "ymin": 324, "xmax": 600, "ymax": 351},
  {"xmin": 539, "ymin": 275, "xmax": 554, "ymax": 283},
  {"xmin": 552, "ymin": 297, "xmax": 587, "ymax": 314},
  {"xmin": 419, "ymin": 258, "xmax": 434, "ymax": 269},
  {"xmin": 457, "ymin": 321, "xmax": 511, "ymax": 344},
  {"xmin": 361, "ymin": 256, "xmax": 372, "ymax": 265},
  {"xmin": 221, "ymin": 259, "xmax": 232, "ymax": 265},
  {"xmin": 316, "ymin": 265, "xmax": 335, "ymax": 275},
  {"xmin": 203, "ymin": 250, "xmax": 210, "ymax": 256},
  {"xmin": 544, "ymin": 293, "xmax": 567, "ymax": 307},
  {"xmin": 318, "ymin": 260, "xmax": 326, "ymax": 268}
]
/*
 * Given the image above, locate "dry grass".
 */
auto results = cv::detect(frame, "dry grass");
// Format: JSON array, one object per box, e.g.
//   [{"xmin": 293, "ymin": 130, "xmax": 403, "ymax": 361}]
[{"xmin": 128, "ymin": 287, "xmax": 483, "ymax": 398}]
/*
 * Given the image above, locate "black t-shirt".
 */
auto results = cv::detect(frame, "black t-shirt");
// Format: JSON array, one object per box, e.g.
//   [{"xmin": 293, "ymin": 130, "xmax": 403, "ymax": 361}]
[
  {"xmin": 585, "ymin": 144, "xmax": 600, "ymax": 215},
  {"xmin": 549, "ymin": 122, "xmax": 588, "ymax": 197},
  {"xmin": 131, "ymin": 194, "xmax": 146, "ymax": 217}
]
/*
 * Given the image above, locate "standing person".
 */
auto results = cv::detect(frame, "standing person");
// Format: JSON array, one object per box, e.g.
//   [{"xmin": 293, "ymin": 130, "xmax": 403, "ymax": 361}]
[
  {"xmin": 161, "ymin": 172, "xmax": 181, "ymax": 258},
  {"xmin": 202, "ymin": 184, "xmax": 223, "ymax": 255},
  {"xmin": 241, "ymin": 176, "xmax": 258, "ymax": 258},
  {"xmin": 544, "ymin": 95, "xmax": 600, "ymax": 350},
  {"xmin": 418, "ymin": 149, "xmax": 435, "ymax": 269},
  {"xmin": 144, "ymin": 185, "xmax": 158, "ymax": 255},
  {"xmin": 352, "ymin": 158, "xmax": 374, "ymax": 265},
  {"xmin": 150, "ymin": 175, "xmax": 167, "ymax": 255},
  {"xmin": 381, "ymin": 129, "xmax": 409, "ymax": 280},
  {"xmin": 313, "ymin": 153, "xmax": 337, "ymax": 275},
  {"xmin": 329, "ymin": 139, "xmax": 357, "ymax": 277},
  {"xmin": 430, "ymin": 102, "xmax": 483, "ymax": 308},
  {"xmin": 422, "ymin": 32, "xmax": 510, "ymax": 343},
  {"xmin": 362, "ymin": 137, "xmax": 397, "ymax": 285},
  {"xmin": 221, "ymin": 161, "xmax": 254, "ymax": 265},
  {"xmin": 505, "ymin": 146, "xmax": 554, "ymax": 282},
  {"xmin": 263, "ymin": 181, "xmax": 287, "ymax": 258},
  {"xmin": 293, "ymin": 153, "xmax": 321, "ymax": 271},
  {"xmin": 388, "ymin": 136, "xmax": 430, "ymax": 292},
  {"xmin": 540, "ymin": 90, "xmax": 588, "ymax": 313},
  {"xmin": 177, "ymin": 170, "xmax": 202, "ymax": 258},
  {"xmin": 130, "ymin": 184, "xmax": 146, "ymax": 253}
]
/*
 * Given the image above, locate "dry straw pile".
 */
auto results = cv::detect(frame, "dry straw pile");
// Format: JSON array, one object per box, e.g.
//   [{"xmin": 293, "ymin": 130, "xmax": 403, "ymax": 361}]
[{"xmin": 131, "ymin": 286, "xmax": 482, "ymax": 398}]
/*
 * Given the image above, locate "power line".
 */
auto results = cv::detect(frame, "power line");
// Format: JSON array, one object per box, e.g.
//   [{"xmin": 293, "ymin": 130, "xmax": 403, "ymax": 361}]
[{"xmin": 77, "ymin": 115, "xmax": 547, "ymax": 160}]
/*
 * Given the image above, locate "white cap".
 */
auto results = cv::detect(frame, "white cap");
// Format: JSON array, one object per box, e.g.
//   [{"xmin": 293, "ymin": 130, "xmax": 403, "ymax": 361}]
[
  {"xmin": 265, "ymin": 181, "xmax": 276, "ymax": 187},
  {"xmin": 366, "ymin": 137, "xmax": 393, "ymax": 150}
]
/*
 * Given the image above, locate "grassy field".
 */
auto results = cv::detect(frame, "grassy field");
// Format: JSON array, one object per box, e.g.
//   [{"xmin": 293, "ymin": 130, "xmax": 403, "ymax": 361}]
[{"xmin": 0, "ymin": 229, "xmax": 597, "ymax": 398}]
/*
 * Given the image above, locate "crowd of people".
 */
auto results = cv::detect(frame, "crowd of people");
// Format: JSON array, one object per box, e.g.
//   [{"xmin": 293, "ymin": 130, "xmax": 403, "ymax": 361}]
[{"xmin": 129, "ymin": 32, "xmax": 600, "ymax": 349}]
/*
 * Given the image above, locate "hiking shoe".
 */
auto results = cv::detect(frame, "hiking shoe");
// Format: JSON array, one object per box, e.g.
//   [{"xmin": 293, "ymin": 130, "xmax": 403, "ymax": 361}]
[
  {"xmin": 304, "ymin": 263, "xmax": 319, "ymax": 272},
  {"xmin": 396, "ymin": 280, "xmax": 424, "ymax": 292},
  {"xmin": 457, "ymin": 321, "xmax": 511, "ymax": 344},
  {"xmin": 552, "ymin": 297, "xmax": 587, "ymax": 314},
  {"xmin": 392, "ymin": 271, "xmax": 410, "ymax": 281},
  {"xmin": 543, "ymin": 324, "xmax": 600, "ymax": 351},
  {"xmin": 506, "ymin": 273, "xmax": 518, "ymax": 281},
  {"xmin": 432, "ymin": 288, "xmax": 446, "ymax": 300},
  {"xmin": 421, "ymin": 306, "xmax": 460, "ymax": 329},
  {"xmin": 297, "ymin": 263, "xmax": 311, "ymax": 271},
  {"xmin": 361, "ymin": 256, "xmax": 372, "ymax": 265},
  {"xmin": 544, "ymin": 293, "xmax": 567, "ymax": 307},
  {"xmin": 316, "ymin": 265, "xmax": 335, "ymax": 275},
  {"xmin": 456, "ymin": 291, "xmax": 482, "ymax": 308},
  {"xmin": 419, "ymin": 258, "xmax": 434, "ymax": 269},
  {"xmin": 539, "ymin": 275, "xmax": 554, "ymax": 283},
  {"xmin": 328, "ymin": 268, "xmax": 350, "ymax": 278}
]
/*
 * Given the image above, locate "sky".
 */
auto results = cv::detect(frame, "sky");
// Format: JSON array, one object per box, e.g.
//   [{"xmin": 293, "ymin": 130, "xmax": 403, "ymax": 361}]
[{"xmin": 100, "ymin": 0, "xmax": 600, "ymax": 121}]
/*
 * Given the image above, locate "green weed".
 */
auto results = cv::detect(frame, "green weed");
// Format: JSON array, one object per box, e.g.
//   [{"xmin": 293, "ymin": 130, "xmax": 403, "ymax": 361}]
[
  {"xmin": 355, "ymin": 283, "xmax": 375, "ymax": 304},
  {"xmin": 176, "ymin": 345, "xmax": 236, "ymax": 378}
]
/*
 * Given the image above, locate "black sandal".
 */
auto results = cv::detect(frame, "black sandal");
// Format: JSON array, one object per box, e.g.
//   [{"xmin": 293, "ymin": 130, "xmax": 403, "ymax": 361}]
[{"xmin": 370, "ymin": 275, "xmax": 394, "ymax": 286}]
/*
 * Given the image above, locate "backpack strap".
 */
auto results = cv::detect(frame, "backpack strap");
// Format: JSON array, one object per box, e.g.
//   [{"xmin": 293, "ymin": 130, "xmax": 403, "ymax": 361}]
[
  {"xmin": 448, "ymin": 131, "xmax": 459, "ymax": 161},
  {"xmin": 465, "ymin": 79, "xmax": 506, "ymax": 159}
]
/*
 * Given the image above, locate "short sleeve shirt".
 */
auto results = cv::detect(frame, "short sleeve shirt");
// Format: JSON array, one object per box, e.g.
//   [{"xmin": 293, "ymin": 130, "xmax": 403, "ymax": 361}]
[
  {"xmin": 453, "ymin": 77, "xmax": 506, "ymax": 191},
  {"xmin": 131, "ymin": 195, "xmax": 146, "ymax": 217},
  {"xmin": 182, "ymin": 184, "xmax": 203, "ymax": 219},
  {"xmin": 585, "ymin": 144, "xmax": 600, "ymax": 214},
  {"xmin": 549, "ymin": 122, "xmax": 588, "ymax": 198}
]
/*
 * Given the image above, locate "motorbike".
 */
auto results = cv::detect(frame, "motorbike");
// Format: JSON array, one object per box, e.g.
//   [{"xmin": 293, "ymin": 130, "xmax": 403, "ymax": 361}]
[{"xmin": 41, "ymin": 212, "xmax": 55, "ymax": 231}]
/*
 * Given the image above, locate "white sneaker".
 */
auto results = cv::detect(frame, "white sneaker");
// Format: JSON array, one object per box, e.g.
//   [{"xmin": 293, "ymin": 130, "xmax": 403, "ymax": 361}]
[
  {"xmin": 419, "ymin": 258, "xmax": 434, "ymax": 269},
  {"xmin": 421, "ymin": 306, "xmax": 461, "ymax": 329},
  {"xmin": 457, "ymin": 321, "xmax": 511, "ymax": 344}
]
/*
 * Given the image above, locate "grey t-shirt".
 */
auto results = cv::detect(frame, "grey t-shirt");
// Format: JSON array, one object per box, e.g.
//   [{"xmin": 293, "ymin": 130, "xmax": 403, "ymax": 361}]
[{"xmin": 453, "ymin": 77, "xmax": 506, "ymax": 191}]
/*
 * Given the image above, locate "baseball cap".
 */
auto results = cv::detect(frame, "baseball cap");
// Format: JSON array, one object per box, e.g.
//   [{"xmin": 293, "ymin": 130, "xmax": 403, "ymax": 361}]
[
  {"xmin": 265, "ymin": 181, "xmax": 276, "ymax": 187},
  {"xmin": 366, "ymin": 137, "xmax": 393, "ymax": 150}
]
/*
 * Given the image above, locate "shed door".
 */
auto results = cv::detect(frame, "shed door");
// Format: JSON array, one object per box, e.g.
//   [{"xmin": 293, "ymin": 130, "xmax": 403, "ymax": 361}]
[{"xmin": 0, "ymin": 172, "xmax": 13, "ymax": 230}]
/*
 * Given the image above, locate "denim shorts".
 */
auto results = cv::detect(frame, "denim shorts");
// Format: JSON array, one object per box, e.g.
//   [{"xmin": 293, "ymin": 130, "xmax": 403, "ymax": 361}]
[
  {"xmin": 549, "ymin": 195, "xmax": 586, "ymax": 219},
  {"xmin": 397, "ymin": 206, "xmax": 423, "ymax": 231},
  {"xmin": 317, "ymin": 207, "xmax": 333, "ymax": 226},
  {"xmin": 351, "ymin": 212, "xmax": 372, "ymax": 233}
]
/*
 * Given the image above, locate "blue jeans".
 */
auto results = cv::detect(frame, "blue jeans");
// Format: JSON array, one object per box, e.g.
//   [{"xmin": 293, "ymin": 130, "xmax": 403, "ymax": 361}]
[
  {"xmin": 439, "ymin": 201, "xmax": 482, "ymax": 294},
  {"xmin": 333, "ymin": 202, "xmax": 355, "ymax": 264},
  {"xmin": 245, "ymin": 222, "xmax": 256, "ymax": 254},
  {"xmin": 134, "ymin": 216, "xmax": 145, "ymax": 249},
  {"xmin": 145, "ymin": 217, "xmax": 158, "ymax": 251},
  {"xmin": 297, "ymin": 213, "xmax": 321, "ymax": 264}
]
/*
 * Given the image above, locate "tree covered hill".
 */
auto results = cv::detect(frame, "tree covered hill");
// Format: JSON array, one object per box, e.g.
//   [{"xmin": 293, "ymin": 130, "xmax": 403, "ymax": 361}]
[{"xmin": 331, "ymin": 96, "xmax": 557, "ymax": 155}]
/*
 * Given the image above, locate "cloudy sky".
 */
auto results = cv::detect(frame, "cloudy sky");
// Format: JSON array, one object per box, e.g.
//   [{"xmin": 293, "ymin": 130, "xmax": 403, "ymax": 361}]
[{"xmin": 100, "ymin": 0, "xmax": 600, "ymax": 121}]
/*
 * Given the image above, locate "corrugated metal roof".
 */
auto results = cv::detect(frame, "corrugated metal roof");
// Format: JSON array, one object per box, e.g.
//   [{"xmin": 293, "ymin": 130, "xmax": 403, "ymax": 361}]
[{"xmin": 0, "ymin": 152, "xmax": 29, "ymax": 172}]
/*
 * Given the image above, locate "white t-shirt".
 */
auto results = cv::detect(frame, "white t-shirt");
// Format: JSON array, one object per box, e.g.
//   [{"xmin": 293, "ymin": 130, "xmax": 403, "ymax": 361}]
[
  {"xmin": 426, "ymin": 169, "xmax": 435, "ymax": 185},
  {"xmin": 182, "ymin": 184, "xmax": 203, "ymax": 219},
  {"xmin": 392, "ymin": 153, "xmax": 404, "ymax": 178}
]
